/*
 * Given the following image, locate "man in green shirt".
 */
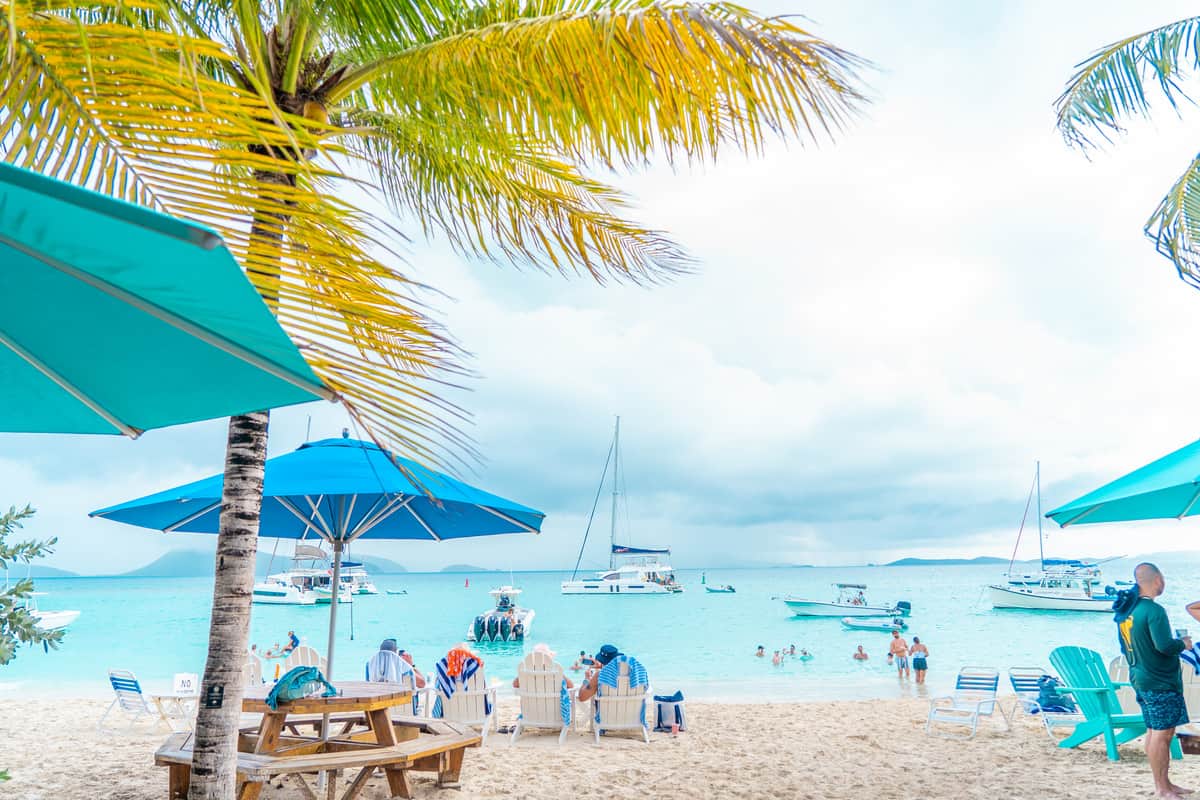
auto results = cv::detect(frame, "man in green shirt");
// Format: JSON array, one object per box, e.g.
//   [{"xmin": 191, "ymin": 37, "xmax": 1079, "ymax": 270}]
[{"xmin": 1123, "ymin": 563, "xmax": 1192, "ymax": 799}]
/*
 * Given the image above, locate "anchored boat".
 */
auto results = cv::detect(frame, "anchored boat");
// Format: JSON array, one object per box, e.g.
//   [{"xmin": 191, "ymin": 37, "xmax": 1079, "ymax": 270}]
[
  {"xmin": 781, "ymin": 583, "xmax": 911, "ymax": 618},
  {"xmin": 990, "ymin": 462, "xmax": 1115, "ymax": 612},
  {"xmin": 841, "ymin": 616, "xmax": 908, "ymax": 632},
  {"xmin": 705, "ymin": 584, "xmax": 736, "ymax": 593},
  {"xmin": 467, "ymin": 586, "xmax": 534, "ymax": 642},
  {"xmin": 561, "ymin": 417, "xmax": 683, "ymax": 596}
]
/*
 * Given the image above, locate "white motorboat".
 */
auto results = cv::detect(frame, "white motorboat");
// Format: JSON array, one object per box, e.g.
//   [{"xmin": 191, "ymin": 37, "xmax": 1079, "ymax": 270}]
[
  {"xmin": 782, "ymin": 583, "xmax": 910, "ymax": 618},
  {"xmin": 24, "ymin": 593, "xmax": 80, "ymax": 632},
  {"xmin": 841, "ymin": 616, "xmax": 908, "ymax": 632},
  {"xmin": 467, "ymin": 586, "xmax": 535, "ymax": 642},
  {"xmin": 561, "ymin": 417, "xmax": 683, "ymax": 596},
  {"xmin": 990, "ymin": 462, "xmax": 1115, "ymax": 612}
]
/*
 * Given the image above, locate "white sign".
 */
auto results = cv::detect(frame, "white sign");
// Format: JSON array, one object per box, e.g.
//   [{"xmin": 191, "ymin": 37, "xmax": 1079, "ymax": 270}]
[{"xmin": 173, "ymin": 672, "xmax": 199, "ymax": 696}]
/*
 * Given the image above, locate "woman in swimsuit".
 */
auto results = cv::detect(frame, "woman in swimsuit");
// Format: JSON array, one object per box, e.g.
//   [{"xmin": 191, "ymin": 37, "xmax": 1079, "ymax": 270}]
[{"xmin": 910, "ymin": 636, "xmax": 929, "ymax": 684}]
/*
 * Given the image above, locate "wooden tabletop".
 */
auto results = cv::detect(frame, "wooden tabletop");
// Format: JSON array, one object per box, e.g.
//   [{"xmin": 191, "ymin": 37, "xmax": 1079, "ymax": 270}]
[{"xmin": 242, "ymin": 680, "xmax": 413, "ymax": 715}]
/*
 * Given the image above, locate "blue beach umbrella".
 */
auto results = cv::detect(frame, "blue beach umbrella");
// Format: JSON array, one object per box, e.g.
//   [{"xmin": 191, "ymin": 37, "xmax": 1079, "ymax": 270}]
[
  {"xmin": 90, "ymin": 433, "xmax": 545, "ymax": 676},
  {"xmin": 0, "ymin": 162, "xmax": 332, "ymax": 436},
  {"xmin": 1046, "ymin": 437, "xmax": 1200, "ymax": 526}
]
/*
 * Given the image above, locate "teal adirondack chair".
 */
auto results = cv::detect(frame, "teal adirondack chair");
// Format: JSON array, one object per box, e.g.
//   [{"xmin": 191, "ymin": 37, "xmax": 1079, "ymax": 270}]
[{"xmin": 1049, "ymin": 646, "xmax": 1183, "ymax": 762}]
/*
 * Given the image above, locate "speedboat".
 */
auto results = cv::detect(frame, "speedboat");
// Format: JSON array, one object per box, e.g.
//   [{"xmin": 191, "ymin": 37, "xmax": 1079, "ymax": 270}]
[
  {"xmin": 23, "ymin": 593, "xmax": 80, "ymax": 632},
  {"xmin": 781, "ymin": 583, "xmax": 910, "ymax": 618},
  {"xmin": 705, "ymin": 584, "xmax": 736, "ymax": 593},
  {"xmin": 560, "ymin": 418, "xmax": 683, "ymax": 596},
  {"xmin": 467, "ymin": 586, "xmax": 534, "ymax": 642},
  {"xmin": 841, "ymin": 616, "xmax": 908, "ymax": 632}
]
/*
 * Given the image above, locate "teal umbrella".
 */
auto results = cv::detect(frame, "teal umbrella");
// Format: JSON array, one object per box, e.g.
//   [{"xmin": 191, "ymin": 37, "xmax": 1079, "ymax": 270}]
[
  {"xmin": 0, "ymin": 162, "xmax": 333, "ymax": 435},
  {"xmin": 1046, "ymin": 438, "xmax": 1200, "ymax": 526}
]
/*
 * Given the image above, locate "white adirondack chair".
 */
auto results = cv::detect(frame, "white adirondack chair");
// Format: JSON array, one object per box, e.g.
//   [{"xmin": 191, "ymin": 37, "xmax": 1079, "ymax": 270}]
[
  {"xmin": 512, "ymin": 650, "xmax": 571, "ymax": 744},
  {"xmin": 283, "ymin": 645, "xmax": 326, "ymax": 674},
  {"xmin": 1110, "ymin": 655, "xmax": 1200, "ymax": 720},
  {"xmin": 434, "ymin": 662, "xmax": 498, "ymax": 744},
  {"xmin": 244, "ymin": 652, "xmax": 264, "ymax": 686},
  {"xmin": 590, "ymin": 660, "xmax": 651, "ymax": 744}
]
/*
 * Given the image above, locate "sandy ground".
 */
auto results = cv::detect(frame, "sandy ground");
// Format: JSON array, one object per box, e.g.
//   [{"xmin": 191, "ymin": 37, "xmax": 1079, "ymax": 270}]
[{"xmin": 0, "ymin": 697, "xmax": 1188, "ymax": 799}]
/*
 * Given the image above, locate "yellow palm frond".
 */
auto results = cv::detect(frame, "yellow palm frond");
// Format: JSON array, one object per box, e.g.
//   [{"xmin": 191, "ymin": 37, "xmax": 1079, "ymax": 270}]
[
  {"xmin": 1, "ymin": 0, "xmax": 469, "ymax": 465},
  {"xmin": 1144, "ymin": 154, "xmax": 1200, "ymax": 289},
  {"xmin": 346, "ymin": 109, "xmax": 691, "ymax": 282},
  {"xmin": 333, "ymin": 1, "xmax": 868, "ymax": 168}
]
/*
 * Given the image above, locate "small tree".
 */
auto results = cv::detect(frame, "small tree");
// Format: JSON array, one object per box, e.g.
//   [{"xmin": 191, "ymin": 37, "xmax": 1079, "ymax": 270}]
[{"xmin": 0, "ymin": 505, "xmax": 61, "ymax": 665}]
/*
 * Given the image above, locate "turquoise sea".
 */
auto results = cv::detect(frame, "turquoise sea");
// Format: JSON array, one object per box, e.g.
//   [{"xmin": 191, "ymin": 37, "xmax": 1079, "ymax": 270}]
[{"xmin": 4, "ymin": 557, "xmax": 1199, "ymax": 702}]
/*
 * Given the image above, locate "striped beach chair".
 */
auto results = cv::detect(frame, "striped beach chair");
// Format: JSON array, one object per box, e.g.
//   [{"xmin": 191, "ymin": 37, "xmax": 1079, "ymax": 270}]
[
  {"xmin": 926, "ymin": 666, "xmax": 1007, "ymax": 739},
  {"xmin": 98, "ymin": 669, "xmax": 179, "ymax": 732},
  {"xmin": 431, "ymin": 650, "xmax": 497, "ymax": 743},
  {"xmin": 1007, "ymin": 666, "xmax": 1083, "ymax": 738}
]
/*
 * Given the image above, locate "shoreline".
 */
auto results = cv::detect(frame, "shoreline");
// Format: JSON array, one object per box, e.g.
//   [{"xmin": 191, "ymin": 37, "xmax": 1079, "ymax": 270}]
[{"xmin": 1, "ymin": 696, "xmax": 1171, "ymax": 799}]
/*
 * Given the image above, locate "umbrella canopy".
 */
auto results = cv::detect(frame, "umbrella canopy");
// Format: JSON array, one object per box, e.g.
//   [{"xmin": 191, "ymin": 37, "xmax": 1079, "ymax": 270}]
[
  {"xmin": 0, "ymin": 162, "xmax": 332, "ymax": 436},
  {"xmin": 1045, "ymin": 437, "xmax": 1200, "ymax": 526},
  {"xmin": 90, "ymin": 434, "xmax": 545, "ymax": 676}
]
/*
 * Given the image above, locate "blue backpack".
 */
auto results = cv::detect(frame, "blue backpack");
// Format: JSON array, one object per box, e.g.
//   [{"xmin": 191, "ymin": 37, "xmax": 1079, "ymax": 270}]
[{"xmin": 265, "ymin": 666, "xmax": 338, "ymax": 710}]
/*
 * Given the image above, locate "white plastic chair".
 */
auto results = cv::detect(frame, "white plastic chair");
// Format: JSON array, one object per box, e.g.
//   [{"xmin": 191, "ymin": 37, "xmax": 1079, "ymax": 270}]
[
  {"xmin": 590, "ymin": 660, "xmax": 651, "ymax": 744},
  {"xmin": 1109, "ymin": 655, "xmax": 1200, "ymax": 721},
  {"xmin": 244, "ymin": 652, "xmax": 264, "ymax": 687},
  {"xmin": 926, "ymin": 666, "xmax": 1008, "ymax": 739},
  {"xmin": 1007, "ymin": 666, "xmax": 1083, "ymax": 738},
  {"xmin": 512, "ymin": 650, "xmax": 571, "ymax": 744}
]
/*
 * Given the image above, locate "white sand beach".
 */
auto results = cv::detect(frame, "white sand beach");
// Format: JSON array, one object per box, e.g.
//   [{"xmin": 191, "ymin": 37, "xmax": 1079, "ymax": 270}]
[{"xmin": 0, "ymin": 697, "xmax": 1180, "ymax": 800}]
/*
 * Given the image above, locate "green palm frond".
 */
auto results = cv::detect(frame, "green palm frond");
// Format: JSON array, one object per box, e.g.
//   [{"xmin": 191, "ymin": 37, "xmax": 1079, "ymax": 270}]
[
  {"xmin": 346, "ymin": 109, "xmax": 691, "ymax": 282},
  {"xmin": 1145, "ymin": 153, "xmax": 1200, "ymax": 289},
  {"xmin": 1056, "ymin": 15, "xmax": 1200, "ymax": 148},
  {"xmin": 333, "ymin": 1, "xmax": 868, "ymax": 167}
]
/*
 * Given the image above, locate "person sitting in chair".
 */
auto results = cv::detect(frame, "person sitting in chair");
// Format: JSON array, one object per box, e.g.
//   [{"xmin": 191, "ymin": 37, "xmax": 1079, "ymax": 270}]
[{"xmin": 577, "ymin": 644, "xmax": 621, "ymax": 702}]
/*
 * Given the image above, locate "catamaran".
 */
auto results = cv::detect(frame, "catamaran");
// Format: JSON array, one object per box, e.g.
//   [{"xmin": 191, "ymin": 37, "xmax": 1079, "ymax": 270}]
[
  {"xmin": 781, "ymin": 583, "xmax": 910, "ymax": 617},
  {"xmin": 339, "ymin": 561, "xmax": 379, "ymax": 595},
  {"xmin": 252, "ymin": 543, "xmax": 352, "ymax": 605},
  {"xmin": 989, "ymin": 462, "xmax": 1115, "ymax": 611},
  {"xmin": 561, "ymin": 417, "xmax": 683, "ymax": 595}
]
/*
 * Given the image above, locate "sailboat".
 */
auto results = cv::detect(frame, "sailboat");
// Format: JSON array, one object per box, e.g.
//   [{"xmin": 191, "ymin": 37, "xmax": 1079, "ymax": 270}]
[
  {"xmin": 988, "ymin": 462, "xmax": 1115, "ymax": 611},
  {"xmin": 561, "ymin": 417, "xmax": 683, "ymax": 595}
]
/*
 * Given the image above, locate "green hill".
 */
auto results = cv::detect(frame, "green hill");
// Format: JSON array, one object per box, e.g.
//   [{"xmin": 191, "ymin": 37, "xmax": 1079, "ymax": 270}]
[
  {"xmin": 885, "ymin": 556, "xmax": 1015, "ymax": 567},
  {"xmin": 117, "ymin": 549, "xmax": 406, "ymax": 577},
  {"xmin": 440, "ymin": 564, "xmax": 500, "ymax": 573}
]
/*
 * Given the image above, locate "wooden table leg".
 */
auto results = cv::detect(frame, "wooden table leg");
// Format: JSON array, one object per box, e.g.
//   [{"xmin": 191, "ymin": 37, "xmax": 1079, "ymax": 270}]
[
  {"xmin": 168, "ymin": 764, "xmax": 190, "ymax": 799},
  {"xmin": 437, "ymin": 748, "xmax": 465, "ymax": 788},
  {"xmin": 366, "ymin": 708, "xmax": 413, "ymax": 798},
  {"xmin": 237, "ymin": 781, "xmax": 265, "ymax": 800},
  {"xmin": 340, "ymin": 767, "xmax": 375, "ymax": 800},
  {"xmin": 253, "ymin": 712, "xmax": 287, "ymax": 754}
]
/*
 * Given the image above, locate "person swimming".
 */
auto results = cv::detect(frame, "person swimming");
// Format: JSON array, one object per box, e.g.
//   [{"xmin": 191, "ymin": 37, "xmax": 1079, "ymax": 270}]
[
  {"xmin": 799, "ymin": 648, "xmax": 813, "ymax": 661},
  {"xmin": 852, "ymin": 645, "xmax": 869, "ymax": 661},
  {"xmin": 771, "ymin": 650, "xmax": 782, "ymax": 666},
  {"xmin": 755, "ymin": 645, "xmax": 765, "ymax": 658}
]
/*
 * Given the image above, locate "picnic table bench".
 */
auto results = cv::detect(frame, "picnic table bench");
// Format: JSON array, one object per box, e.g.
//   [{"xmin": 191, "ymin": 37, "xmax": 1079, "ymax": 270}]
[{"xmin": 156, "ymin": 717, "xmax": 480, "ymax": 800}]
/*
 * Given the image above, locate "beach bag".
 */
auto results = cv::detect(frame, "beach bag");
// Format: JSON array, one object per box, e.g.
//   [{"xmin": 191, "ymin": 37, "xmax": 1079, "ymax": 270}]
[
  {"xmin": 1113, "ymin": 589, "xmax": 1140, "ymax": 667},
  {"xmin": 1035, "ymin": 675, "xmax": 1076, "ymax": 713},
  {"xmin": 653, "ymin": 691, "xmax": 687, "ymax": 732},
  {"xmin": 266, "ymin": 666, "xmax": 338, "ymax": 710}
]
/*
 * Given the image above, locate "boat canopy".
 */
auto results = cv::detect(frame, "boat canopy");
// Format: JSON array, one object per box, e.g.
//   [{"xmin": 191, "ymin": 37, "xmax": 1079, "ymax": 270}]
[
  {"xmin": 293, "ymin": 544, "xmax": 327, "ymax": 560},
  {"xmin": 612, "ymin": 545, "xmax": 670, "ymax": 555},
  {"xmin": 1042, "ymin": 558, "xmax": 1096, "ymax": 568},
  {"xmin": 835, "ymin": 583, "xmax": 867, "ymax": 589},
  {"xmin": 340, "ymin": 561, "xmax": 362, "ymax": 568}
]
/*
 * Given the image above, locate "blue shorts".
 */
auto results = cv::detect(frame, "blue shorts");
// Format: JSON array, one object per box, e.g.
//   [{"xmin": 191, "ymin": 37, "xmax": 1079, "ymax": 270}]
[
  {"xmin": 894, "ymin": 656, "xmax": 909, "ymax": 670},
  {"xmin": 1136, "ymin": 690, "xmax": 1189, "ymax": 730}
]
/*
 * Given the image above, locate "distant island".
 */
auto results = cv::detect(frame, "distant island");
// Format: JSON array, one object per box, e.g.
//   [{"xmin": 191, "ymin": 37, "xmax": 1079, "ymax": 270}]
[
  {"xmin": 439, "ymin": 564, "xmax": 500, "ymax": 573},
  {"xmin": 885, "ymin": 556, "xmax": 1015, "ymax": 567},
  {"xmin": 23, "ymin": 565, "xmax": 79, "ymax": 578},
  {"xmin": 114, "ymin": 549, "xmax": 407, "ymax": 578}
]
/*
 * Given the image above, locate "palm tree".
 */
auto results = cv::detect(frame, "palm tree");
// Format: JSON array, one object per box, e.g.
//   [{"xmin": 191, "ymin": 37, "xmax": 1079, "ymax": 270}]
[
  {"xmin": 2, "ymin": 0, "xmax": 867, "ymax": 796},
  {"xmin": 1057, "ymin": 16, "xmax": 1200, "ymax": 285}
]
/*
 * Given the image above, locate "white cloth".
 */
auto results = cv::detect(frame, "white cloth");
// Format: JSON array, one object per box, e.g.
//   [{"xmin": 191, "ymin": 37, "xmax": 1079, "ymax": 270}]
[{"xmin": 367, "ymin": 650, "xmax": 412, "ymax": 684}]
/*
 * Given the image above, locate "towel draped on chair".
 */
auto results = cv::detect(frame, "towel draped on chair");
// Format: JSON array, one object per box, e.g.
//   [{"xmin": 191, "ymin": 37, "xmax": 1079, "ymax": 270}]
[
  {"xmin": 1181, "ymin": 644, "xmax": 1200, "ymax": 675},
  {"xmin": 432, "ymin": 654, "xmax": 489, "ymax": 718},
  {"xmin": 594, "ymin": 654, "xmax": 648, "ymax": 726}
]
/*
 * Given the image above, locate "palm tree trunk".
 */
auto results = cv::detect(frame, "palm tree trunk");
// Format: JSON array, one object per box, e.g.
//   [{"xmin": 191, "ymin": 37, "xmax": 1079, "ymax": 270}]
[{"xmin": 188, "ymin": 410, "xmax": 270, "ymax": 800}]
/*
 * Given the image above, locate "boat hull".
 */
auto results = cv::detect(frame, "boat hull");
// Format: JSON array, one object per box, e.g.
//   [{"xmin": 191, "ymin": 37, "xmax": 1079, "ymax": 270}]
[
  {"xmin": 251, "ymin": 584, "xmax": 317, "ymax": 605},
  {"xmin": 783, "ymin": 599, "xmax": 900, "ymax": 617},
  {"xmin": 988, "ymin": 585, "xmax": 1113, "ymax": 611},
  {"xmin": 33, "ymin": 609, "xmax": 80, "ymax": 632},
  {"xmin": 840, "ymin": 616, "xmax": 907, "ymax": 632},
  {"xmin": 561, "ymin": 581, "xmax": 677, "ymax": 594}
]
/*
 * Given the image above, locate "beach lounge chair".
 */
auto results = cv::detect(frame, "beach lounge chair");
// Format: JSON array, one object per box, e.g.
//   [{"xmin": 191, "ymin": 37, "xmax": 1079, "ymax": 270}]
[
  {"xmin": 431, "ymin": 650, "xmax": 497, "ymax": 744},
  {"xmin": 365, "ymin": 649, "xmax": 426, "ymax": 716},
  {"xmin": 1006, "ymin": 666, "xmax": 1084, "ymax": 738},
  {"xmin": 511, "ymin": 650, "xmax": 572, "ymax": 744},
  {"xmin": 98, "ymin": 669, "xmax": 186, "ymax": 733},
  {"xmin": 1050, "ymin": 645, "xmax": 1182, "ymax": 762},
  {"xmin": 925, "ymin": 667, "xmax": 1007, "ymax": 739},
  {"xmin": 590, "ymin": 656, "xmax": 651, "ymax": 744}
]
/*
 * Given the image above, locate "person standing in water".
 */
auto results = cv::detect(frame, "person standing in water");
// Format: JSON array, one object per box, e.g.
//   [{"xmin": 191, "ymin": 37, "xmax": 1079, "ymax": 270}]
[
  {"xmin": 910, "ymin": 637, "xmax": 929, "ymax": 684},
  {"xmin": 888, "ymin": 630, "xmax": 910, "ymax": 679}
]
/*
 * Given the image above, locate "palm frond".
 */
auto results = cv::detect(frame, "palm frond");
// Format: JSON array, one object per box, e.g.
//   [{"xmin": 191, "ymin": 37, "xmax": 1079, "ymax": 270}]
[
  {"xmin": 1, "ymin": 0, "xmax": 472, "ymax": 466},
  {"xmin": 1145, "ymin": 154, "xmax": 1200, "ymax": 289},
  {"xmin": 333, "ymin": 0, "xmax": 869, "ymax": 168},
  {"xmin": 345, "ymin": 109, "xmax": 691, "ymax": 282},
  {"xmin": 1056, "ymin": 15, "xmax": 1200, "ymax": 148}
]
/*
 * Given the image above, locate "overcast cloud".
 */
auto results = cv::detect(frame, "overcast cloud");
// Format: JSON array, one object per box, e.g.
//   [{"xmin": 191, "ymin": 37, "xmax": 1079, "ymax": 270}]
[{"xmin": 8, "ymin": 0, "xmax": 1200, "ymax": 574}]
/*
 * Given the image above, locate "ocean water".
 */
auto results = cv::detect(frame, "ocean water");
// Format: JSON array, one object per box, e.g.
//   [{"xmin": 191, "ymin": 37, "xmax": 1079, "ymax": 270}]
[{"xmin": 3, "ymin": 557, "xmax": 1198, "ymax": 702}]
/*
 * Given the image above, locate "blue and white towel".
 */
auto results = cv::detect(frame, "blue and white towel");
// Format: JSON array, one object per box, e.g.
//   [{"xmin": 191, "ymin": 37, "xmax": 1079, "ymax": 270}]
[
  {"xmin": 432, "ymin": 656, "xmax": 489, "ymax": 718},
  {"xmin": 560, "ymin": 679, "xmax": 572, "ymax": 726},
  {"xmin": 365, "ymin": 650, "xmax": 404, "ymax": 683},
  {"xmin": 594, "ymin": 655, "xmax": 649, "ymax": 727},
  {"xmin": 1181, "ymin": 643, "xmax": 1200, "ymax": 675}
]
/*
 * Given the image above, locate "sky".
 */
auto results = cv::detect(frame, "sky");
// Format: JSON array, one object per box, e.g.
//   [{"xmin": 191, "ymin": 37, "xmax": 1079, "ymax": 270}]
[{"xmin": 8, "ymin": 0, "xmax": 1200, "ymax": 575}]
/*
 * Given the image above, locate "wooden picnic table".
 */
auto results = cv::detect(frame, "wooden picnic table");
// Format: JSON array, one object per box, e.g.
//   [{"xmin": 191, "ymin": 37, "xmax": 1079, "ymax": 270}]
[{"xmin": 156, "ymin": 681, "xmax": 479, "ymax": 800}]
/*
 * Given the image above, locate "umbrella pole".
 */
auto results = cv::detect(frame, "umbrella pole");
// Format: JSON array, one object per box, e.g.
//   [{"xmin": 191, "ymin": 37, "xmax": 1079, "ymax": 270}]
[{"xmin": 320, "ymin": 540, "xmax": 344, "ymax": 760}]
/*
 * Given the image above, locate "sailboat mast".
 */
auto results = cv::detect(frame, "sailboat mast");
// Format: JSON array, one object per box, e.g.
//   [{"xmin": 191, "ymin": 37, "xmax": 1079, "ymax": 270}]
[
  {"xmin": 610, "ymin": 416, "xmax": 620, "ymax": 570},
  {"xmin": 1036, "ymin": 460, "xmax": 1044, "ymax": 568}
]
